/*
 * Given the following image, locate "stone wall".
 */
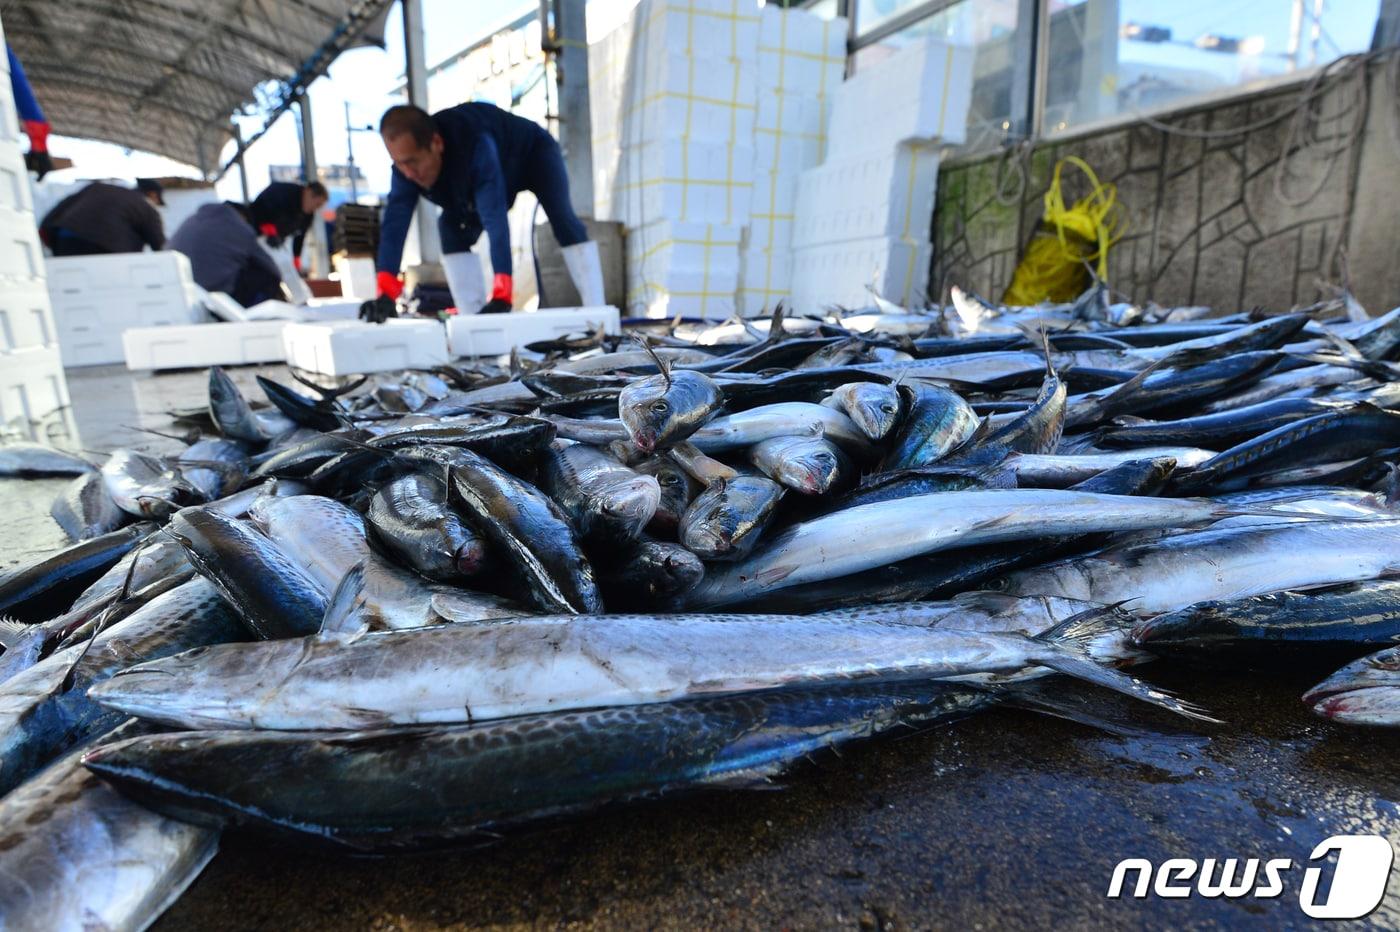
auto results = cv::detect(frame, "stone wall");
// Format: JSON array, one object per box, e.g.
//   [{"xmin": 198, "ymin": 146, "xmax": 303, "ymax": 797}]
[{"xmin": 931, "ymin": 57, "xmax": 1399, "ymax": 313}]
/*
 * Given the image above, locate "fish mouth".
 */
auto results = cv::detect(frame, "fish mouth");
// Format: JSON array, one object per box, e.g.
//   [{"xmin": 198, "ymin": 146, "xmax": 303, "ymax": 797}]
[
  {"xmin": 1306, "ymin": 686, "xmax": 1400, "ymax": 724},
  {"xmin": 454, "ymin": 542, "xmax": 487, "ymax": 576}
]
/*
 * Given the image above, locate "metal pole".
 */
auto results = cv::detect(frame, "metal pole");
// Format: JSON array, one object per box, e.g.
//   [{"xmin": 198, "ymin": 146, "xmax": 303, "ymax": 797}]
[
  {"xmin": 299, "ymin": 94, "xmax": 318, "ymax": 185},
  {"xmin": 297, "ymin": 95, "xmax": 330, "ymax": 279},
  {"xmin": 231, "ymin": 122, "xmax": 251, "ymax": 202},
  {"xmin": 555, "ymin": 0, "xmax": 593, "ymax": 215},
  {"xmin": 345, "ymin": 101, "xmax": 358, "ymax": 202},
  {"xmin": 403, "ymin": 0, "xmax": 441, "ymax": 264}
]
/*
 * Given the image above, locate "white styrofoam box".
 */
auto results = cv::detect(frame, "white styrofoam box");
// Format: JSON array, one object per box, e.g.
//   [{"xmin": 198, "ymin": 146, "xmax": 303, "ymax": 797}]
[
  {"xmin": 793, "ymin": 145, "xmax": 939, "ymax": 249},
  {"xmin": 0, "ymin": 145, "xmax": 33, "ymax": 215},
  {"xmin": 303, "ymin": 297, "xmax": 363, "ymax": 321},
  {"xmin": 282, "ymin": 318, "xmax": 449, "ymax": 376},
  {"xmin": 203, "ymin": 291, "xmax": 250, "ymax": 322},
  {"xmin": 626, "ymin": 222, "xmax": 740, "ymax": 321},
  {"xmin": 618, "ymin": 54, "xmax": 758, "ymax": 147},
  {"xmin": 633, "ymin": 0, "xmax": 760, "ymax": 62},
  {"xmin": 333, "ymin": 255, "xmax": 376, "ymax": 299},
  {"xmin": 789, "ymin": 236, "xmax": 931, "ymax": 312},
  {"xmin": 757, "ymin": 6, "xmax": 846, "ymax": 97},
  {"xmin": 753, "ymin": 90, "xmax": 829, "ymax": 171},
  {"xmin": 0, "ymin": 88, "xmax": 20, "ymax": 147},
  {"xmin": 627, "ymin": 219, "xmax": 743, "ymax": 275},
  {"xmin": 123, "ymin": 321, "xmax": 290, "ymax": 371},
  {"xmin": 736, "ymin": 249, "xmax": 793, "ymax": 317},
  {"xmin": 0, "ymin": 344, "xmax": 71, "ymax": 439},
  {"xmin": 745, "ymin": 170, "xmax": 799, "ymax": 253},
  {"xmin": 0, "ymin": 283, "xmax": 54, "ymax": 352},
  {"xmin": 616, "ymin": 139, "xmax": 755, "ymax": 228},
  {"xmin": 826, "ymin": 39, "xmax": 974, "ymax": 156},
  {"xmin": 0, "ymin": 215, "xmax": 42, "ymax": 282},
  {"xmin": 447, "ymin": 306, "xmax": 622, "ymax": 358},
  {"xmin": 47, "ymin": 251, "xmax": 194, "ymax": 296},
  {"xmin": 51, "ymin": 284, "xmax": 205, "ymax": 367}
]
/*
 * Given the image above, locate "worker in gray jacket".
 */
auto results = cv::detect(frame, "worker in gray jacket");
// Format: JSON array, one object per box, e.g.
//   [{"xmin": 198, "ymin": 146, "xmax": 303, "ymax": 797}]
[
  {"xmin": 39, "ymin": 179, "xmax": 166, "ymax": 256},
  {"xmin": 168, "ymin": 201, "xmax": 284, "ymax": 307}
]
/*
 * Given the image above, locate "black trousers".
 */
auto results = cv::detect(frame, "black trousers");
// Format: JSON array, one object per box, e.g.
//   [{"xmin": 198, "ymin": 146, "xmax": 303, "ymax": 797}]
[{"xmin": 231, "ymin": 260, "xmax": 284, "ymax": 308}]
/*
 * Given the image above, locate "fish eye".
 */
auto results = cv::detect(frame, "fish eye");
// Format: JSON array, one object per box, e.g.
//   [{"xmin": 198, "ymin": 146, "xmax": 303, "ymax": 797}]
[
  {"xmin": 651, "ymin": 401, "xmax": 669, "ymax": 413},
  {"xmin": 660, "ymin": 473, "xmax": 680, "ymax": 485},
  {"xmin": 880, "ymin": 403, "xmax": 896, "ymax": 414}
]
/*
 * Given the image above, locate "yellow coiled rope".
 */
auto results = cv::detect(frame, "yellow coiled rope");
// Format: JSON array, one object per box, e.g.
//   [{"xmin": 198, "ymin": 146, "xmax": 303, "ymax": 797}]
[{"xmin": 1003, "ymin": 156, "xmax": 1125, "ymax": 306}]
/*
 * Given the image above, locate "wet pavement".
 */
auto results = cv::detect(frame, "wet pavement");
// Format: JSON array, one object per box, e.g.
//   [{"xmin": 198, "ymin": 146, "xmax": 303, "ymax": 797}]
[{"xmin": 3, "ymin": 365, "xmax": 1399, "ymax": 930}]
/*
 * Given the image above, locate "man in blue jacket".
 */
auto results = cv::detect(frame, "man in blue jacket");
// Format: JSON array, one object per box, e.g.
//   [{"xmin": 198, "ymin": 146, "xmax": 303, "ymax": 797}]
[{"xmin": 360, "ymin": 102, "xmax": 603, "ymax": 321}]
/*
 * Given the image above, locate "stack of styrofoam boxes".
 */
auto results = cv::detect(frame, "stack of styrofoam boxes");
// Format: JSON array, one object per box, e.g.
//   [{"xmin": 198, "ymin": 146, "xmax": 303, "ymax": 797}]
[
  {"xmin": 48, "ymin": 252, "xmax": 206, "ymax": 367},
  {"xmin": 593, "ymin": 0, "xmax": 760, "ymax": 320},
  {"xmin": 0, "ymin": 27, "xmax": 70, "ymax": 444},
  {"xmin": 737, "ymin": 5, "xmax": 846, "ymax": 317},
  {"xmin": 789, "ymin": 38, "xmax": 973, "ymax": 313}
]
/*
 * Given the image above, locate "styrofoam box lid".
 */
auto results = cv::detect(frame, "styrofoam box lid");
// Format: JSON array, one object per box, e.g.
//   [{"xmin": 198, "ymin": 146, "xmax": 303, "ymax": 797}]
[
  {"xmin": 123, "ymin": 321, "xmax": 290, "ymax": 371},
  {"xmin": 283, "ymin": 317, "xmax": 449, "ymax": 376},
  {"xmin": 47, "ymin": 251, "xmax": 194, "ymax": 293},
  {"xmin": 446, "ymin": 307, "xmax": 621, "ymax": 359}
]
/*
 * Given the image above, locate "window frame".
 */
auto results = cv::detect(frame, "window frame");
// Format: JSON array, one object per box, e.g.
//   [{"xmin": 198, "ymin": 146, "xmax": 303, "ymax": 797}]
[{"xmin": 798, "ymin": 0, "xmax": 1383, "ymax": 156}]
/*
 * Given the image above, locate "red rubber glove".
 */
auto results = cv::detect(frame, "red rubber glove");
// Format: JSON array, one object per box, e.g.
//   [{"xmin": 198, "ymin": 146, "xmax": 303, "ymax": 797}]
[
  {"xmin": 258, "ymin": 223, "xmax": 278, "ymax": 238},
  {"xmin": 292, "ymin": 255, "xmax": 302, "ymax": 273},
  {"xmin": 22, "ymin": 119, "xmax": 48, "ymax": 153},
  {"xmin": 491, "ymin": 273, "xmax": 512, "ymax": 304},
  {"xmin": 377, "ymin": 270, "xmax": 404, "ymax": 300}
]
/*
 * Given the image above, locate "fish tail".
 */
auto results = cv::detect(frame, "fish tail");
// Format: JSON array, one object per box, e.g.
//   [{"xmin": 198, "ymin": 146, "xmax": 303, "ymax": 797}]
[{"xmin": 1030, "ymin": 639, "xmax": 1221, "ymax": 723}]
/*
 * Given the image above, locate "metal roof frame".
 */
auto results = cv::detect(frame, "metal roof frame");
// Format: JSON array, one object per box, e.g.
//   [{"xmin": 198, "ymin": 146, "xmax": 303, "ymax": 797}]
[{"xmin": 0, "ymin": 0, "xmax": 394, "ymax": 175}]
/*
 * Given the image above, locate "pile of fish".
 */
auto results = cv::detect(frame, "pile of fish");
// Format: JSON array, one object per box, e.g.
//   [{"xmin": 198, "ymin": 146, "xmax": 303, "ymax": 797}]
[{"xmin": 5, "ymin": 281, "xmax": 1400, "ymax": 928}]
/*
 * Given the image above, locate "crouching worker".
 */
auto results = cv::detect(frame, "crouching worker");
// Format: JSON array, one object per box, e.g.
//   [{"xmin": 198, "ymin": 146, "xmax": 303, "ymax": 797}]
[
  {"xmin": 168, "ymin": 202, "xmax": 285, "ymax": 308},
  {"xmin": 359, "ymin": 102, "xmax": 603, "ymax": 323}
]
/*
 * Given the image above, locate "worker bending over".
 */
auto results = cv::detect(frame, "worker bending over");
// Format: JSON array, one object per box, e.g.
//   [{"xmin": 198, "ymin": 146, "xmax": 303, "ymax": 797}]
[
  {"xmin": 168, "ymin": 201, "xmax": 284, "ymax": 308},
  {"xmin": 40, "ymin": 179, "xmax": 166, "ymax": 256},
  {"xmin": 251, "ymin": 180, "xmax": 328, "ymax": 263},
  {"xmin": 361, "ymin": 102, "xmax": 603, "ymax": 321}
]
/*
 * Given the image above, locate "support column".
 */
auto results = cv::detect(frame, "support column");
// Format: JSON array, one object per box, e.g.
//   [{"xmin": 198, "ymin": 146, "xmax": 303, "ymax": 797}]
[
  {"xmin": 403, "ymin": 0, "xmax": 441, "ymax": 264},
  {"xmin": 554, "ymin": 0, "xmax": 593, "ymax": 215},
  {"xmin": 297, "ymin": 95, "xmax": 330, "ymax": 279},
  {"xmin": 231, "ymin": 122, "xmax": 250, "ymax": 202}
]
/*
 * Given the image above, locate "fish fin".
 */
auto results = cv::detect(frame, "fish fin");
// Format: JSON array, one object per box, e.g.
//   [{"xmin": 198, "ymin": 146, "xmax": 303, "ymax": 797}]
[
  {"xmin": 0, "ymin": 616, "xmax": 31, "ymax": 650},
  {"xmin": 752, "ymin": 564, "xmax": 796, "ymax": 586},
  {"xmin": 319, "ymin": 562, "xmax": 370, "ymax": 638},
  {"xmin": 1035, "ymin": 600, "xmax": 1138, "ymax": 644},
  {"xmin": 633, "ymin": 335, "xmax": 673, "ymax": 389},
  {"xmin": 1030, "ymin": 638, "xmax": 1221, "ymax": 723},
  {"xmin": 998, "ymin": 681, "xmax": 1162, "ymax": 738}
]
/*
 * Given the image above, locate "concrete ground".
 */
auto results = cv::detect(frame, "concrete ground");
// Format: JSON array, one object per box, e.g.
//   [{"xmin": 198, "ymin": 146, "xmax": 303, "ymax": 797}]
[{"xmin": 3, "ymin": 365, "xmax": 1399, "ymax": 930}]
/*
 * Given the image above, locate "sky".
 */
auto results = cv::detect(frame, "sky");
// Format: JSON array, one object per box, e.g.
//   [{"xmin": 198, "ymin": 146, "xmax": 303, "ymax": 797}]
[{"xmin": 38, "ymin": 1, "xmax": 537, "ymax": 200}]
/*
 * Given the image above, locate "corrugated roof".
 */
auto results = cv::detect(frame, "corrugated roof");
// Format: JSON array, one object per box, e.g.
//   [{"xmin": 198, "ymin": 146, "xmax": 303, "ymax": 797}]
[{"xmin": 0, "ymin": 0, "xmax": 394, "ymax": 173}]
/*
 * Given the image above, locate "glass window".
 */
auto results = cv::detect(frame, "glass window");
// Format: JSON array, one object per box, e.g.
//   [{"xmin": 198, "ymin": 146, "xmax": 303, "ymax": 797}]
[
  {"xmin": 852, "ymin": 0, "xmax": 1023, "ymax": 152},
  {"xmin": 800, "ymin": 0, "xmax": 842, "ymax": 20},
  {"xmin": 1044, "ymin": 0, "xmax": 1383, "ymax": 133},
  {"xmin": 854, "ymin": 0, "xmax": 933, "ymax": 35}
]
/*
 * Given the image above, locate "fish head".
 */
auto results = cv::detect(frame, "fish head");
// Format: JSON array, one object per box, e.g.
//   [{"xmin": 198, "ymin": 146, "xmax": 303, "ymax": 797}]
[
  {"xmin": 659, "ymin": 548, "xmax": 705, "ymax": 591},
  {"xmin": 596, "ymin": 475, "xmax": 662, "ymax": 540},
  {"xmin": 87, "ymin": 640, "xmax": 303, "ymax": 729},
  {"xmin": 1304, "ymin": 647, "xmax": 1400, "ymax": 726},
  {"xmin": 1130, "ymin": 602, "xmax": 1244, "ymax": 650},
  {"xmin": 842, "ymin": 383, "xmax": 903, "ymax": 441},
  {"xmin": 618, "ymin": 371, "xmax": 722, "ymax": 452}
]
